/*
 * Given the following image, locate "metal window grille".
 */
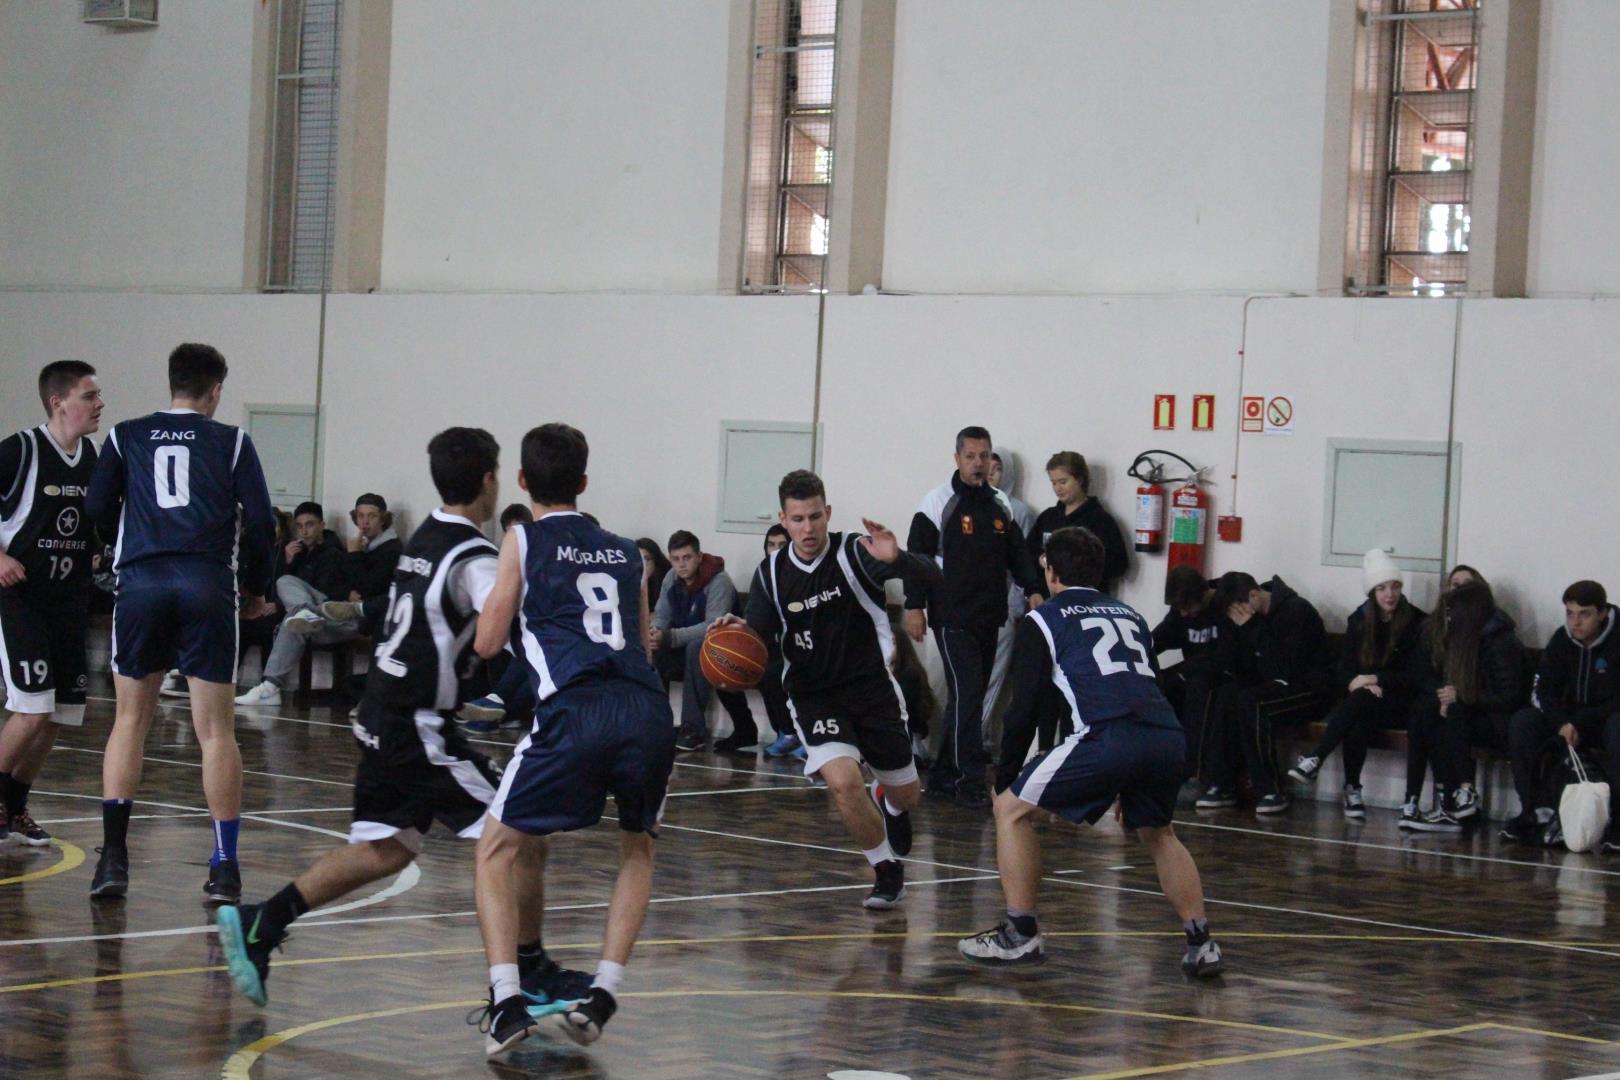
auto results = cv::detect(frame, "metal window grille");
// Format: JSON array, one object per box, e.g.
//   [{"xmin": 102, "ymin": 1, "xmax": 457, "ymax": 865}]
[
  {"xmin": 740, "ymin": 0, "xmax": 839, "ymax": 293},
  {"xmin": 1349, "ymin": 0, "xmax": 1479, "ymax": 296},
  {"xmin": 263, "ymin": 0, "xmax": 343, "ymax": 292}
]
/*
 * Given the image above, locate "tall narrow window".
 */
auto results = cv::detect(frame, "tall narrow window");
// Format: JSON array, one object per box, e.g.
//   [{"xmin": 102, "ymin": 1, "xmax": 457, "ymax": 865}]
[
  {"xmin": 263, "ymin": 0, "xmax": 343, "ymax": 292},
  {"xmin": 1349, "ymin": 0, "xmax": 1479, "ymax": 296},
  {"xmin": 741, "ymin": 0, "xmax": 840, "ymax": 293}
]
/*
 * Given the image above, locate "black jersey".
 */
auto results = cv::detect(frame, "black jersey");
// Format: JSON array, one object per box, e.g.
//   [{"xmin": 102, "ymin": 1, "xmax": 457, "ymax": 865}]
[
  {"xmin": 363, "ymin": 510, "xmax": 498, "ymax": 714},
  {"xmin": 750, "ymin": 532, "xmax": 903, "ymax": 698},
  {"xmin": 0, "ymin": 426, "xmax": 98, "ymax": 593}
]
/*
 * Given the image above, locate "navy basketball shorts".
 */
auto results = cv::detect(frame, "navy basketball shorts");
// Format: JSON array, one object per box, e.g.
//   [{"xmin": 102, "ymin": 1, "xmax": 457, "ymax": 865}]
[
  {"xmin": 790, "ymin": 672, "xmax": 918, "ymax": 788},
  {"xmin": 349, "ymin": 703, "xmax": 502, "ymax": 853},
  {"xmin": 489, "ymin": 681, "xmax": 676, "ymax": 837},
  {"xmin": 0, "ymin": 584, "xmax": 89, "ymax": 726},
  {"xmin": 113, "ymin": 558, "xmax": 238, "ymax": 684},
  {"xmin": 1010, "ymin": 719, "xmax": 1186, "ymax": 830}
]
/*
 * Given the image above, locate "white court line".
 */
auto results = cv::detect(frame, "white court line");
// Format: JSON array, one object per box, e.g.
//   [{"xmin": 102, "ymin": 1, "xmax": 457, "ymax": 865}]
[
  {"xmin": 35, "ymin": 806, "xmax": 351, "ymax": 826},
  {"xmin": 1174, "ymin": 816, "xmax": 1620, "ymax": 879},
  {"xmin": 663, "ymin": 785, "xmax": 813, "ymax": 798},
  {"xmin": 55, "ymin": 745, "xmax": 351, "ymax": 788}
]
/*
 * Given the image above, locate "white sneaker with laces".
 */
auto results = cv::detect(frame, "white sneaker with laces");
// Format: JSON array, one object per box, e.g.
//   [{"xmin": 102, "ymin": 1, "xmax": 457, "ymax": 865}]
[
  {"xmin": 284, "ymin": 609, "xmax": 326, "ymax": 637},
  {"xmin": 235, "ymin": 681, "xmax": 282, "ymax": 706},
  {"xmin": 1451, "ymin": 786, "xmax": 1480, "ymax": 819},
  {"xmin": 1286, "ymin": 755, "xmax": 1321, "ymax": 784}
]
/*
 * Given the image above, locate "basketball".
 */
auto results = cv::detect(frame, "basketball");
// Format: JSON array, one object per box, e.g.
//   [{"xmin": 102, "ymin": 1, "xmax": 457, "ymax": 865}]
[{"xmin": 699, "ymin": 623, "xmax": 768, "ymax": 691}]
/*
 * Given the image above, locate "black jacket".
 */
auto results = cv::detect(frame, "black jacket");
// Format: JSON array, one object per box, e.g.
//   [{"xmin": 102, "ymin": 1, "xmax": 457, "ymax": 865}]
[
  {"xmin": 906, "ymin": 473, "xmax": 1042, "ymax": 630},
  {"xmin": 1532, "ymin": 605, "xmax": 1620, "ymax": 729},
  {"xmin": 285, "ymin": 528, "xmax": 347, "ymax": 598},
  {"xmin": 1028, "ymin": 498, "xmax": 1129, "ymax": 593},
  {"xmin": 1410, "ymin": 608, "xmax": 1527, "ymax": 713},
  {"xmin": 1151, "ymin": 602, "xmax": 1233, "ymax": 674},
  {"xmin": 343, "ymin": 530, "xmax": 403, "ymax": 600},
  {"xmin": 1233, "ymin": 576, "xmax": 1332, "ymax": 691},
  {"xmin": 1336, "ymin": 598, "xmax": 1427, "ymax": 700}
]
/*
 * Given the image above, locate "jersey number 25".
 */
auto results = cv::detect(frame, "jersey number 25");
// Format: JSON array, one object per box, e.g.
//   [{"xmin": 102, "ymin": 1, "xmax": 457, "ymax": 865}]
[{"xmin": 1080, "ymin": 617, "xmax": 1154, "ymax": 677}]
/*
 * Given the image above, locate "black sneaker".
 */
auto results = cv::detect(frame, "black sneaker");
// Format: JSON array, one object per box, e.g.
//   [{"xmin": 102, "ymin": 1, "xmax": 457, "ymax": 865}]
[
  {"xmin": 470, "ymin": 993, "xmax": 538, "ymax": 1058},
  {"xmin": 863, "ymin": 859, "xmax": 906, "ymax": 910},
  {"xmin": 216, "ymin": 902, "xmax": 286, "ymax": 1006},
  {"xmin": 520, "ymin": 956, "xmax": 592, "ymax": 1015},
  {"xmin": 555, "ymin": 987, "xmax": 617, "ymax": 1046},
  {"xmin": 1541, "ymin": 816, "xmax": 1565, "ymax": 849},
  {"xmin": 1499, "ymin": 813, "xmax": 1540, "ymax": 846},
  {"xmin": 872, "ymin": 784, "xmax": 913, "ymax": 857},
  {"xmin": 204, "ymin": 859, "xmax": 242, "ymax": 905},
  {"xmin": 89, "ymin": 845, "xmax": 129, "ymax": 899},
  {"xmin": 673, "ymin": 734, "xmax": 706, "ymax": 753},
  {"xmin": 1182, "ymin": 935, "xmax": 1225, "ymax": 978},
  {"xmin": 9, "ymin": 809, "xmax": 50, "ymax": 846},
  {"xmin": 957, "ymin": 921, "xmax": 1045, "ymax": 964},
  {"xmin": 1286, "ymin": 756, "xmax": 1321, "ymax": 784},
  {"xmin": 1195, "ymin": 786, "xmax": 1237, "ymax": 810},
  {"xmin": 1410, "ymin": 805, "xmax": 1462, "ymax": 833}
]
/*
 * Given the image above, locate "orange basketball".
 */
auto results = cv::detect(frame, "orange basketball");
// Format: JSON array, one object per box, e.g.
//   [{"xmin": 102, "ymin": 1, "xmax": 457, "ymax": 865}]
[{"xmin": 699, "ymin": 624, "xmax": 768, "ymax": 691}]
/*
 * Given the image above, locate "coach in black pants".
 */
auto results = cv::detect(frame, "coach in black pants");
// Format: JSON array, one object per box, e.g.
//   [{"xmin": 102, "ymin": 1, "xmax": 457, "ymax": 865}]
[{"xmin": 905, "ymin": 426, "xmax": 1042, "ymax": 808}]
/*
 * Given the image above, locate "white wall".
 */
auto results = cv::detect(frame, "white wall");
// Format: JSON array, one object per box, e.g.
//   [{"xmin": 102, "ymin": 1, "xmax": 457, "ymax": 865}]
[
  {"xmin": 881, "ymin": 0, "xmax": 1334, "ymax": 295},
  {"xmin": 380, "ymin": 0, "xmax": 735, "ymax": 292},
  {"xmin": 1527, "ymin": 0, "xmax": 1620, "ymax": 297},
  {"xmin": 0, "ymin": 4, "xmax": 256, "ymax": 289}
]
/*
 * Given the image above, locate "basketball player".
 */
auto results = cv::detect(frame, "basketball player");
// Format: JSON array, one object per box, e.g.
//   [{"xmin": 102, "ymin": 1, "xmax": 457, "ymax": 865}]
[
  {"xmin": 84, "ymin": 344, "xmax": 276, "ymax": 903},
  {"xmin": 714, "ymin": 469, "xmax": 941, "ymax": 909},
  {"xmin": 214, "ymin": 429, "xmax": 591, "ymax": 1009},
  {"xmin": 469, "ymin": 423, "xmax": 675, "ymax": 1056},
  {"xmin": 0, "ymin": 362, "xmax": 103, "ymax": 846},
  {"xmin": 958, "ymin": 527, "xmax": 1224, "ymax": 977}
]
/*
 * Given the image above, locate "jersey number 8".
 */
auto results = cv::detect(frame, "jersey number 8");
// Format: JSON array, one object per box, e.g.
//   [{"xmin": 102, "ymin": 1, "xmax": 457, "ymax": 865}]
[{"xmin": 577, "ymin": 573, "xmax": 624, "ymax": 650}]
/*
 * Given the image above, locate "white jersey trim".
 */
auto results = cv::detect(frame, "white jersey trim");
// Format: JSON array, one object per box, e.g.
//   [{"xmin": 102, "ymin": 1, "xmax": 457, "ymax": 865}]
[
  {"xmin": 0, "ymin": 430, "xmax": 39, "ymax": 551},
  {"xmin": 1029, "ymin": 609, "xmax": 1088, "ymax": 740},
  {"xmin": 513, "ymin": 526, "xmax": 558, "ymax": 701}
]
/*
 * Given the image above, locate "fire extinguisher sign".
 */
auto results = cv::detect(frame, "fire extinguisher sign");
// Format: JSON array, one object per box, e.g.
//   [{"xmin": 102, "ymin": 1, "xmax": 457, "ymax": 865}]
[{"xmin": 1153, "ymin": 394, "xmax": 1176, "ymax": 430}]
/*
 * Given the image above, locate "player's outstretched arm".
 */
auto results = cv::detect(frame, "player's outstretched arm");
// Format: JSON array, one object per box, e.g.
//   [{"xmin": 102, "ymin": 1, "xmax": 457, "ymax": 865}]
[
  {"xmin": 859, "ymin": 518, "xmax": 943, "ymax": 593},
  {"xmin": 474, "ymin": 530, "xmax": 523, "ymax": 658}
]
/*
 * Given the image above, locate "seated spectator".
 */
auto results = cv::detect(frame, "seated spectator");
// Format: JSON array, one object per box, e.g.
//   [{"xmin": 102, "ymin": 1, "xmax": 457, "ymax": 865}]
[
  {"xmin": 234, "ymin": 506, "xmax": 296, "ymax": 679},
  {"xmin": 1402, "ymin": 577, "xmax": 1525, "ymax": 831},
  {"xmin": 460, "ymin": 504, "xmax": 539, "ymax": 732},
  {"xmin": 652, "ymin": 530, "xmax": 759, "ymax": 753},
  {"xmin": 1195, "ymin": 571, "xmax": 1331, "ymax": 815},
  {"xmin": 235, "ymin": 494, "xmax": 400, "ymax": 706},
  {"xmin": 1153, "ymin": 565, "xmax": 1235, "ymax": 781},
  {"xmin": 754, "ymin": 525, "xmax": 805, "ymax": 760},
  {"xmin": 636, "ymin": 536, "xmax": 672, "ymax": 616},
  {"xmin": 1287, "ymin": 550, "xmax": 1426, "ymax": 819},
  {"xmin": 1029, "ymin": 451, "xmax": 1128, "ymax": 594},
  {"xmin": 1503, "ymin": 580, "xmax": 1620, "ymax": 851}
]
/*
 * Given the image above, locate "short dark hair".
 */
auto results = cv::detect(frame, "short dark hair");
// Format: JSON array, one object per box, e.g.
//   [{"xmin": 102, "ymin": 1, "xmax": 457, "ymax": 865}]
[
  {"xmin": 428, "ymin": 427, "xmax": 500, "ymax": 505},
  {"xmin": 499, "ymin": 503, "xmax": 533, "ymax": 531},
  {"xmin": 1214, "ymin": 571, "xmax": 1261, "ymax": 610},
  {"xmin": 778, "ymin": 469, "xmax": 826, "ymax": 507},
  {"xmin": 1564, "ymin": 580, "xmax": 1608, "ymax": 609},
  {"xmin": 1045, "ymin": 450, "xmax": 1090, "ymax": 493},
  {"xmin": 956, "ymin": 425, "xmax": 992, "ymax": 452},
  {"xmin": 668, "ymin": 530, "xmax": 700, "ymax": 555},
  {"xmin": 1043, "ymin": 527, "xmax": 1105, "ymax": 589},
  {"xmin": 520, "ymin": 423, "xmax": 588, "ymax": 504},
  {"xmin": 764, "ymin": 524, "xmax": 788, "ymax": 550},
  {"xmin": 38, "ymin": 360, "xmax": 96, "ymax": 416},
  {"xmin": 1164, "ymin": 565, "xmax": 1208, "ymax": 610},
  {"xmin": 168, "ymin": 343, "xmax": 228, "ymax": 399},
  {"xmin": 292, "ymin": 501, "xmax": 324, "ymax": 520}
]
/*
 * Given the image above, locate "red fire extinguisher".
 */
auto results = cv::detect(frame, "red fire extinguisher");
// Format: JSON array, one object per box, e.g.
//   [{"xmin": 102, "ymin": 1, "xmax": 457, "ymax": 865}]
[
  {"xmin": 1166, "ymin": 481, "xmax": 1209, "ymax": 575},
  {"xmin": 1134, "ymin": 473, "xmax": 1165, "ymax": 554}
]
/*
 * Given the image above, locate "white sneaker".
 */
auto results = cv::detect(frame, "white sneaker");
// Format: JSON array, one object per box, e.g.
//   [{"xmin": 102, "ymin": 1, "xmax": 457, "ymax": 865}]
[
  {"xmin": 159, "ymin": 670, "xmax": 187, "ymax": 697},
  {"xmin": 234, "ymin": 681, "xmax": 282, "ymax": 706},
  {"xmin": 284, "ymin": 609, "xmax": 326, "ymax": 637}
]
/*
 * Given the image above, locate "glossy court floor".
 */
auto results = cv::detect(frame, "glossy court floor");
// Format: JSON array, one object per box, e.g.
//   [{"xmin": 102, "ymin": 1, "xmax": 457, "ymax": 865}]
[{"xmin": 3, "ymin": 682, "xmax": 1620, "ymax": 1079}]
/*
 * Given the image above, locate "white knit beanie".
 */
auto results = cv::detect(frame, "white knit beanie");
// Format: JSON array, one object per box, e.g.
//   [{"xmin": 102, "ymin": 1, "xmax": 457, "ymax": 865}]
[{"xmin": 1362, "ymin": 548, "xmax": 1401, "ymax": 593}]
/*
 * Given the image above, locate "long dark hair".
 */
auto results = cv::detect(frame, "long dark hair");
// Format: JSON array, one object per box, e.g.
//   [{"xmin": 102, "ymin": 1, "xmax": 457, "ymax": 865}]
[
  {"xmin": 1358, "ymin": 591, "xmax": 1416, "ymax": 669},
  {"xmin": 636, "ymin": 537, "xmax": 672, "ymax": 604},
  {"xmin": 1426, "ymin": 580, "xmax": 1495, "ymax": 703}
]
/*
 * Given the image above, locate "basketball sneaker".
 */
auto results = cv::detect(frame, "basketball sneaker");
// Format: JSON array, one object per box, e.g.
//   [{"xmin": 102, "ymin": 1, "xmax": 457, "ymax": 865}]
[
  {"xmin": 1181, "ymin": 935, "xmax": 1225, "ymax": 978},
  {"xmin": 958, "ymin": 921, "xmax": 1046, "ymax": 965},
  {"xmin": 713, "ymin": 733, "xmax": 761, "ymax": 754},
  {"xmin": 205, "ymin": 859, "xmax": 242, "ymax": 905},
  {"xmin": 234, "ymin": 680, "xmax": 282, "ymax": 706},
  {"xmin": 520, "ymin": 956, "xmax": 592, "ymax": 1017},
  {"xmin": 555, "ymin": 987, "xmax": 617, "ymax": 1046},
  {"xmin": 216, "ymin": 902, "xmax": 286, "ymax": 1006},
  {"xmin": 89, "ymin": 845, "xmax": 129, "ymax": 899},
  {"xmin": 1342, "ymin": 785, "xmax": 1366, "ymax": 820},
  {"xmin": 1195, "ymin": 785, "xmax": 1237, "ymax": 809},
  {"xmin": 764, "ymin": 732, "xmax": 800, "ymax": 758},
  {"xmin": 872, "ymin": 783, "xmax": 913, "ymax": 857},
  {"xmin": 1287, "ymin": 755, "xmax": 1321, "ymax": 784},
  {"xmin": 470, "ymin": 993, "xmax": 538, "ymax": 1057},
  {"xmin": 863, "ymin": 859, "xmax": 906, "ymax": 910},
  {"xmin": 9, "ymin": 809, "xmax": 50, "ymax": 846}
]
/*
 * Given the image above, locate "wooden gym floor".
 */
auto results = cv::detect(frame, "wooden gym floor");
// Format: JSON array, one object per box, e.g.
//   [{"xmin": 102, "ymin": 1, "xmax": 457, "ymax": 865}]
[{"xmin": 3, "ymin": 679, "xmax": 1620, "ymax": 1078}]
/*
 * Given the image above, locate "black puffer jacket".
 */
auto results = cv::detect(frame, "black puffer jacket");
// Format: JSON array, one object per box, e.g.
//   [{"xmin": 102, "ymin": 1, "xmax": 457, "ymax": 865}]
[
  {"xmin": 1337, "ymin": 597, "xmax": 1427, "ymax": 701},
  {"xmin": 1532, "ymin": 605, "xmax": 1620, "ymax": 729},
  {"xmin": 1410, "ymin": 608, "xmax": 1527, "ymax": 712}
]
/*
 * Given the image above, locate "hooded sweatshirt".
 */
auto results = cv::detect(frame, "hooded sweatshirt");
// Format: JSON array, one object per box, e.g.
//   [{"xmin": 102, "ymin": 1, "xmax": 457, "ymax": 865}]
[
  {"xmin": 286, "ymin": 527, "xmax": 348, "ymax": 598},
  {"xmin": 991, "ymin": 446, "xmax": 1037, "ymax": 536},
  {"xmin": 1233, "ymin": 575, "xmax": 1332, "ymax": 691},
  {"xmin": 1028, "ymin": 495, "xmax": 1129, "ymax": 594},
  {"xmin": 1409, "ymin": 607, "xmax": 1526, "ymax": 712},
  {"xmin": 1337, "ymin": 596, "xmax": 1427, "ymax": 701},
  {"xmin": 1532, "ymin": 604, "xmax": 1620, "ymax": 729},
  {"xmin": 653, "ymin": 552, "xmax": 739, "ymax": 648}
]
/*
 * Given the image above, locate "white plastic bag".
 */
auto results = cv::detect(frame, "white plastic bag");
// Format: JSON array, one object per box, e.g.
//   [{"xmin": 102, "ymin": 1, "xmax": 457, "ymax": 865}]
[{"xmin": 1559, "ymin": 745, "xmax": 1610, "ymax": 854}]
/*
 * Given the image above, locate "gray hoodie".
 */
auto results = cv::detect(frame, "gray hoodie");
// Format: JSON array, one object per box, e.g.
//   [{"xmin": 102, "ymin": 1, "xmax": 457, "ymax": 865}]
[{"xmin": 992, "ymin": 445, "xmax": 1037, "ymax": 535}]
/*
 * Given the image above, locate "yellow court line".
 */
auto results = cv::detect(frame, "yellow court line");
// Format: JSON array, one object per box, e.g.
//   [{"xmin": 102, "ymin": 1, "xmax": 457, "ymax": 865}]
[
  {"xmin": 0, "ymin": 840, "xmax": 84, "ymax": 886},
  {"xmin": 1487, "ymin": 1022, "xmax": 1619, "ymax": 1046}
]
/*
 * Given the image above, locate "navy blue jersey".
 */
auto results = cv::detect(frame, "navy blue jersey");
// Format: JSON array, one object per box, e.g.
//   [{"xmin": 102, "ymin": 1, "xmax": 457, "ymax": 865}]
[
  {"xmin": 514, "ymin": 512, "xmax": 663, "ymax": 701},
  {"xmin": 1028, "ymin": 586, "xmax": 1179, "ymax": 737},
  {"xmin": 86, "ymin": 409, "xmax": 276, "ymax": 594}
]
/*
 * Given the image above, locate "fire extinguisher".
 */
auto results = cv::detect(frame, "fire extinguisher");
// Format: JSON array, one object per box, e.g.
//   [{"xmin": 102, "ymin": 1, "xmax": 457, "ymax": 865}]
[
  {"xmin": 1166, "ymin": 481, "xmax": 1209, "ymax": 575},
  {"xmin": 1133, "ymin": 468, "xmax": 1165, "ymax": 554}
]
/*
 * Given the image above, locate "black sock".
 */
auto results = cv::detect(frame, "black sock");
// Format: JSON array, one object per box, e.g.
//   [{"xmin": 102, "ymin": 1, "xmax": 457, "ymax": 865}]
[
  {"xmin": 102, "ymin": 799, "xmax": 133, "ymax": 848},
  {"xmin": 262, "ymin": 882, "xmax": 310, "ymax": 935},
  {"xmin": 1184, "ymin": 917, "xmax": 1210, "ymax": 944},
  {"xmin": 1007, "ymin": 912, "xmax": 1038, "ymax": 939},
  {"xmin": 517, "ymin": 940, "xmax": 549, "ymax": 973},
  {"xmin": 0, "ymin": 772, "xmax": 23, "ymax": 816}
]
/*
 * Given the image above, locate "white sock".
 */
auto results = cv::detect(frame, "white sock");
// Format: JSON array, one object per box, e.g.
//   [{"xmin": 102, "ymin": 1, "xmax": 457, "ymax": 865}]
[
  {"xmin": 489, "ymin": 963, "xmax": 521, "ymax": 1003},
  {"xmin": 862, "ymin": 839, "xmax": 895, "ymax": 866},
  {"xmin": 592, "ymin": 959, "xmax": 624, "ymax": 996}
]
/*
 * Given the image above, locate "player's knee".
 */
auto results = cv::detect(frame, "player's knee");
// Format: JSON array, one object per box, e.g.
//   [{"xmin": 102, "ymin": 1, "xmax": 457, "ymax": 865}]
[
  {"xmin": 371, "ymin": 837, "xmax": 417, "ymax": 871},
  {"xmin": 887, "ymin": 782, "xmax": 921, "ymax": 811},
  {"xmin": 1135, "ymin": 823, "xmax": 1176, "ymax": 851},
  {"xmin": 992, "ymin": 788, "xmax": 1031, "ymax": 822}
]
